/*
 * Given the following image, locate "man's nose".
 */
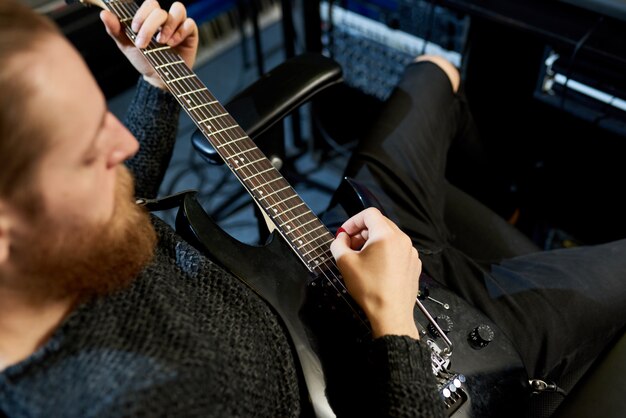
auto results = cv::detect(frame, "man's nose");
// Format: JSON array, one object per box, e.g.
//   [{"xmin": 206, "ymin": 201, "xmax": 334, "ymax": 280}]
[{"xmin": 107, "ymin": 117, "xmax": 140, "ymax": 169}]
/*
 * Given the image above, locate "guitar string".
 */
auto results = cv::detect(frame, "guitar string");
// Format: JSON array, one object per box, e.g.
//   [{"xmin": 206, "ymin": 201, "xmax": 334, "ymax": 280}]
[{"xmin": 109, "ymin": 0, "xmax": 370, "ymax": 329}]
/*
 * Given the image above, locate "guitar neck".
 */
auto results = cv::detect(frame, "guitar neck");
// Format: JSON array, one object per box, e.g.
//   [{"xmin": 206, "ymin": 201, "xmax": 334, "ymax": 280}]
[{"xmin": 103, "ymin": 0, "xmax": 334, "ymax": 274}]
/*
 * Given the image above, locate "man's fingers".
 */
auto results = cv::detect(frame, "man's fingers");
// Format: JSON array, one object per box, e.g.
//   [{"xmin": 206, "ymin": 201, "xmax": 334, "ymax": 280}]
[
  {"xmin": 349, "ymin": 232, "xmax": 367, "ymax": 250},
  {"xmin": 135, "ymin": 8, "xmax": 168, "ymax": 48},
  {"xmin": 339, "ymin": 207, "xmax": 379, "ymax": 236},
  {"xmin": 157, "ymin": 1, "xmax": 187, "ymax": 44},
  {"xmin": 100, "ymin": 10, "xmax": 122, "ymax": 39},
  {"xmin": 131, "ymin": 0, "xmax": 159, "ymax": 33},
  {"xmin": 165, "ymin": 17, "xmax": 198, "ymax": 47},
  {"xmin": 330, "ymin": 230, "xmax": 353, "ymax": 261},
  {"xmin": 339, "ymin": 207, "xmax": 397, "ymax": 244}
]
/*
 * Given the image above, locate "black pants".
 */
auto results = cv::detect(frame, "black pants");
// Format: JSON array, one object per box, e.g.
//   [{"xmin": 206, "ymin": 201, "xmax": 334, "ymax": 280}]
[{"xmin": 324, "ymin": 61, "xmax": 626, "ymax": 385}]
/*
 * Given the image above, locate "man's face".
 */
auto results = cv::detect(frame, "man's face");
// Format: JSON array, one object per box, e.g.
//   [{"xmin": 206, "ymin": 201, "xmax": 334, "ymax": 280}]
[
  {"xmin": 33, "ymin": 36, "xmax": 138, "ymax": 226},
  {"xmin": 4, "ymin": 35, "xmax": 157, "ymax": 300}
]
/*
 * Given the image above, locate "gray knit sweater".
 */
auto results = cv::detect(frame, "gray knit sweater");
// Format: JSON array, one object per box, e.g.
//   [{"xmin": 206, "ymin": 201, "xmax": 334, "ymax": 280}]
[{"xmin": 0, "ymin": 79, "xmax": 444, "ymax": 418}]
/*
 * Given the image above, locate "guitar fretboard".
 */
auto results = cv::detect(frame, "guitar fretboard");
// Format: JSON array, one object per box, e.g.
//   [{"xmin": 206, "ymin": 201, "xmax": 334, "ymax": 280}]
[{"xmin": 105, "ymin": 0, "xmax": 334, "ymax": 274}]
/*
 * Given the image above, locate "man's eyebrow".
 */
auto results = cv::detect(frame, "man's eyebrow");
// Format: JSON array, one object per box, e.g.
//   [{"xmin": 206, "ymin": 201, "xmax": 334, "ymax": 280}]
[{"xmin": 83, "ymin": 107, "xmax": 107, "ymax": 158}]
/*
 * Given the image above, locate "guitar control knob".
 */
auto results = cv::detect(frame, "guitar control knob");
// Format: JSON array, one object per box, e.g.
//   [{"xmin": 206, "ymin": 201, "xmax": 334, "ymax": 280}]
[
  {"xmin": 468, "ymin": 324, "xmax": 494, "ymax": 349},
  {"xmin": 427, "ymin": 314, "xmax": 453, "ymax": 338}
]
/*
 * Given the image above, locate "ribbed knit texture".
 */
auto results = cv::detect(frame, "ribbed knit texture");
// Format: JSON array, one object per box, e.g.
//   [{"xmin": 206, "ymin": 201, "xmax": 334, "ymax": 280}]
[
  {"xmin": 124, "ymin": 77, "xmax": 181, "ymax": 199},
  {"xmin": 0, "ymin": 220, "xmax": 301, "ymax": 417},
  {"xmin": 370, "ymin": 336, "xmax": 445, "ymax": 417},
  {"xmin": 0, "ymin": 79, "xmax": 445, "ymax": 418}
]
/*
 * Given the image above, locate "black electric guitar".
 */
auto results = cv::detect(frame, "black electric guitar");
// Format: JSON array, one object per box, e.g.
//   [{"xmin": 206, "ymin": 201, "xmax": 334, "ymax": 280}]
[{"xmin": 73, "ymin": 1, "xmax": 530, "ymax": 416}]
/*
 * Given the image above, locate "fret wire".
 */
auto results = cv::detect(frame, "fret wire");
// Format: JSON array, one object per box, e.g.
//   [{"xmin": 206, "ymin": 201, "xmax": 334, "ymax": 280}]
[
  {"xmin": 241, "ymin": 167, "xmax": 275, "ymax": 181},
  {"xmin": 215, "ymin": 135, "xmax": 246, "ymax": 148},
  {"xmin": 155, "ymin": 60, "xmax": 185, "ymax": 69},
  {"xmin": 221, "ymin": 136, "xmax": 254, "ymax": 158},
  {"xmin": 251, "ymin": 177, "xmax": 283, "ymax": 191},
  {"xmin": 178, "ymin": 87, "xmax": 208, "ymax": 97},
  {"xmin": 292, "ymin": 229, "xmax": 326, "ymax": 251},
  {"xmin": 202, "ymin": 109, "xmax": 236, "ymax": 130},
  {"xmin": 285, "ymin": 216, "xmax": 318, "ymax": 232},
  {"xmin": 307, "ymin": 240, "xmax": 336, "ymax": 264},
  {"xmin": 179, "ymin": 84, "xmax": 213, "ymax": 108},
  {"xmin": 144, "ymin": 45, "xmax": 185, "ymax": 78},
  {"xmin": 205, "ymin": 112, "xmax": 240, "ymax": 135},
  {"xmin": 277, "ymin": 201, "xmax": 306, "ymax": 215},
  {"xmin": 150, "ymin": 53, "xmax": 180, "ymax": 70},
  {"xmin": 257, "ymin": 185, "xmax": 291, "ymax": 200},
  {"xmin": 266, "ymin": 193, "xmax": 299, "ymax": 210},
  {"xmin": 278, "ymin": 209, "xmax": 312, "ymax": 226},
  {"xmin": 154, "ymin": 51, "xmax": 180, "ymax": 64},
  {"xmin": 153, "ymin": 54, "xmax": 189, "ymax": 76},
  {"xmin": 189, "ymin": 102, "xmax": 219, "ymax": 112},
  {"xmin": 180, "ymin": 87, "xmax": 205, "ymax": 109},
  {"xmin": 222, "ymin": 142, "xmax": 259, "ymax": 164},
  {"xmin": 296, "ymin": 226, "xmax": 334, "ymax": 254},
  {"xmin": 176, "ymin": 90, "xmax": 233, "ymax": 134},
  {"xmin": 229, "ymin": 146, "xmax": 259, "ymax": 159},
  {"xmin": 234, "ymin": 160, "xmax": 274, "ymax": 176},
  {"xmin": 289, "ymin": 227, "xmax": 327, "ymax": 247},
  {"xmin": 165, "ymin": 74, "xmax": 195, "ymax": 84},
  {"xmin": 275, "ymin": 202, "xmax": 306, "ymax": 217},
  {"xmin": 197, "ymin": 111, "xmax": 227, "ymax": 123},
  {"xmin": 233, "ymin": 156, "xmax": 266, "ymax": 170},
  {"xmin": 301, "ymin": 238, "xmax": 335, "ymax": 258},
  {"xmin": 306, "ymin": 252, "xmax": 334, "ymax": 271},
  {"xmin": 145, "ymin": 45, "xmax": 171, "ymax": 54},
  {"xmin": 243, "ymin": 169, "xmax": 280, "ymax": 188},
  {"xmin": 185, "ymin": 94, "xmax": 236, "ymax": 134},
  {"xmin": 295, "ymin": 224, "xmax": 327, "ymax": 241}
]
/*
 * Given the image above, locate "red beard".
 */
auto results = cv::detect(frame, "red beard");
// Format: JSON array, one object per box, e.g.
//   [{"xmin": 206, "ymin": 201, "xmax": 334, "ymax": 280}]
[{"xmin": 11, "ymin": 166, "xmax": 157, "ymax": 301}]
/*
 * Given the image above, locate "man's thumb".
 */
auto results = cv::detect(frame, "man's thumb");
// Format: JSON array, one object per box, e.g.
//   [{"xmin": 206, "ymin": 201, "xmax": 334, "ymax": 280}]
[{"xmin": 330, "ymin": 229, "xmax": 352, "ymax": 261}]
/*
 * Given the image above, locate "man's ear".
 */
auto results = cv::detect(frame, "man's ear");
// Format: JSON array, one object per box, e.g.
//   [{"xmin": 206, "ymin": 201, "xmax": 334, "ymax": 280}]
[{"xmin": 0, "ymin": 201, "xmax": 10, "ymax": 265}]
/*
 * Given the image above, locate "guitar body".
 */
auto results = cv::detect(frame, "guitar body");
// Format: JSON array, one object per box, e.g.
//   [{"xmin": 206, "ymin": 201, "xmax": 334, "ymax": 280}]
[{"xmin": 176, "ymin": 193, "xmax": 530, "ymax": 418}]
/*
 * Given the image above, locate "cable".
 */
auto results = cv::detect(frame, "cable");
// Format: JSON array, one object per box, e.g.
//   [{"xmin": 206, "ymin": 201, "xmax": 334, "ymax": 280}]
[{"xmin": 560, "ymin": 16, "xmax": 604, "ymax": 111}]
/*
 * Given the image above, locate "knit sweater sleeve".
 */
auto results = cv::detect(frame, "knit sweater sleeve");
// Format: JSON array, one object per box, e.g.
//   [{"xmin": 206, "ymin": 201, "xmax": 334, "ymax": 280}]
[
  {"xmin": 369, "ymin": 335, "xmax": 446, "ymax": 418},
  {"xmin": 124, "ymin": 78, "xmax": 181, "ymax": 199}
]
